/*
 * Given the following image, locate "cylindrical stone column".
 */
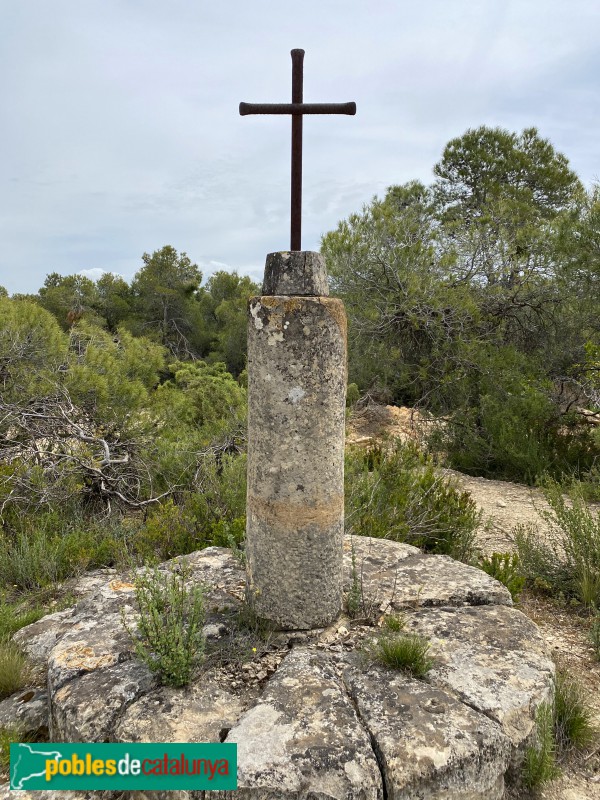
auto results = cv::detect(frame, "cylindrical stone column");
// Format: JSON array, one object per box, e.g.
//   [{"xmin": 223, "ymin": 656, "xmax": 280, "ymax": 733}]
[{"xmin": 246, "ymin": 251, "xmax": 347, "ymax": 630}]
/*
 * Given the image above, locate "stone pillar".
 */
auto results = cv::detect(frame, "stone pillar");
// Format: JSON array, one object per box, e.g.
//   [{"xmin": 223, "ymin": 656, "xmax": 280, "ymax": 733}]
[{"xmin": 245, "ymin": 251, "xmax": 347, "ymax": 630}]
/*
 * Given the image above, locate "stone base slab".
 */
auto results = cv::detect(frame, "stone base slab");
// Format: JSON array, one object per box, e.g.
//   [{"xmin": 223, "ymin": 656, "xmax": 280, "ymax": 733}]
[{"xmin": 4, "ymin": 536, "xmax": 554, "ymax": 799}]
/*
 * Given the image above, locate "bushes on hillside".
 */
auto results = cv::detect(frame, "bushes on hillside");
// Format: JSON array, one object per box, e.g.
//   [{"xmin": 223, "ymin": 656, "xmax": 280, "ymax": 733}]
[{"xmin": 345, "ymin": 441, "xmax": 479, "ymax": 561}]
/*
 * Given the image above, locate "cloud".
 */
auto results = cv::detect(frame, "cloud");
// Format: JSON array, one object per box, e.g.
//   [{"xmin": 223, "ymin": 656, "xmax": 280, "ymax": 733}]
[
  {"xmin": 78, "ymin": 268, "xmax": 108, "ymax": 281},
  {"xmin": 1, "ymin": 0, "xmax": 598, "ymax": 294}
]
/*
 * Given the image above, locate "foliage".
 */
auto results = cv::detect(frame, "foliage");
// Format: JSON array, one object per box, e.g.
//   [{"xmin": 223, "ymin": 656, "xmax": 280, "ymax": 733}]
[
  {"xmin": 382, "ymin": 614, "xmax": 405, "ymax": 632},
  {"xmin": 0, "ymin": 308, "xmax": 169, "ymax": 516},
  {"xmin": 515, "ymin": 481, "xmax": 600, "ymax": 608},
  {"xmin": 553, "ymin": 668, "xmax": 596, "ymax": 752},
  {"xmin": 521, "ymin": 668, "xmax": 596, "ymax": 789},
  {"xmin": 428, "ymin": 344, "xmax": 599, "ymax": 485},
  {"xmin": 478, "ymin": 552, "xmax": 525, "ymax": 601},
  {"xmin": 345, "ymin": 441, "xmax": 479, "ymax": 561},
  {"xmin": 590, "ymin": 616, "xmax": 600, "ymax": 661},
  {"xmin": 371, "ymin": 630, "xmax": 433, "ymax": 677},
  {"xmin": 322, "ymin": 180, "xmax": 479, "ymax": 407},
  {"xmin": 522, "ymin": 702, "xmax": 560, "ymax": 790},
  {"xmin": 129, "ymin": 246, "xmax": 203, "ymax": 358},
  {"xmin": 124, "ymin": 564, "xmax": 205, "ymax": 687},
  {"xmin": 155, "ymin": 360, "xmax": 246, "ymax": 432},
  {"xmin": 37, "ymin": 272, "xmax": 102, "ymax": 330},
  {"xmin": 0, "ymin": 290, "xmax": 248, "ymax": 530},
  {"xmin": 346, "ymin": 383, "xmax": 360, "ymax": 408},
  {"xmin": 0, "ymin": 296, "xmax": 68, "ymax": 403},
  {"xmin": 0, "ymin": 515, "xmax": 127, "ymax": 591},
  {"xmin": 322, "ymin": 126, "xmax": 599, "ymax": 485},
  {"xmin": 346, "ymin": 541, "xmax": 362, "ymax": 619},
  {"xmin": 0, "ymin": 599, "xmax": 44, "ymax": 641},
  {"xmin": 0, "ymin": 725, "xmax": 42, "ymax": 775},
  {"xmin": 434, "ymin": 126, "xmax": 582, "ymax": 224},
  {"xmin": 198, "ymin": 271, "xmax": 259, "ymax": 376},
  {"xmin": 0, "ymin": 642, "xmax": 31, "ymax": 700},
  {"xmin": 520, "ymin": 669, "xmax": 596, "ymax": 788}
]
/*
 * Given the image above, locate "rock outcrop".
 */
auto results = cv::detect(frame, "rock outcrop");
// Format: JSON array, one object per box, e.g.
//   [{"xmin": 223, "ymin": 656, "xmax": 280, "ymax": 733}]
[{"xmin": 4, "ymin": 536, "xmax": 554, "ymax": 799}]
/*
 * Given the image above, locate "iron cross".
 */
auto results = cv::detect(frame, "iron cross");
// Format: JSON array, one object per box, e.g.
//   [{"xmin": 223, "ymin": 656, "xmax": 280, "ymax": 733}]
[{"xmin": 240, "ymin": 49, "xmax": 356, "ymax": 252}]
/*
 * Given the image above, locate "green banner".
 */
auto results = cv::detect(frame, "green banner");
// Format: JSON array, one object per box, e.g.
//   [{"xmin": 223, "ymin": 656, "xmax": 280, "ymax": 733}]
[{"xmin": 10, "ymin": 742, "xmax": 237, "ymax": 791}]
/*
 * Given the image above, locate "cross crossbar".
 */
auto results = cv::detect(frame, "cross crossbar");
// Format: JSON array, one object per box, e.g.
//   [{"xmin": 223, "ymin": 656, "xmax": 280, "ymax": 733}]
[
  {"xmin": 240, "ymin": 102, "xmax": 356, "ymax": 116},
  {"xmin": 239, "ymin": 49, "xmax": 356, "ymax": 251}
]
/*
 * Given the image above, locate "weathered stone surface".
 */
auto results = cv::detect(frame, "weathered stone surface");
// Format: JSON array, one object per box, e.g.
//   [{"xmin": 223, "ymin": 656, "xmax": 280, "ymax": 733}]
[
  {"xmin": 46, "ymin": 608, "xmax": 138, "ymax": 694},
  {"xmin": 175, "ymin": 546, "xmax": 246, "ymax": 602},
  {"xmin": 262, "ymin": 251, "xmax": 329, "ymax": 296},
  {"xmin": 51, "ymin": 659, "xmax": 155, "ymax": 741},
  {"xmin": 0, "ymin": 688, "xmax": 48, "ymax": 735},
  {"xmin": 13, "ymin": 609, "xmax": 76, "ymax": 666},
  {"xmin": 64, "ymin": 568, "xmax": 120, "ymax": 598},
  {"xmin": 344, "ymin": 536, "xmax": 512, "ymax": 611},
  {"xmin": 404, "ymin": 605, "xmax": 555, "ymax": 750},
  {"xmin": 343, "ymin": 658, "xmax": 512, "ymax": 800},
  {"xmin": 246, "ymin": 290, "xmax": 347, "ymax": 629},
  {"xmin": 219, "ymin": 648, "xmax": 383, "ymax": 799},
  {"xmin": 115, "ymin": 679, "xmax": 245, "ymax": 743}
]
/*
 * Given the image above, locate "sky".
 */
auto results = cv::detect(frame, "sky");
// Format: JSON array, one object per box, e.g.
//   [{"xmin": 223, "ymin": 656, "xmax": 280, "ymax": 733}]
[{"xmin": 1, "ymin": 0, "xmax": 599, "ymax": 295}]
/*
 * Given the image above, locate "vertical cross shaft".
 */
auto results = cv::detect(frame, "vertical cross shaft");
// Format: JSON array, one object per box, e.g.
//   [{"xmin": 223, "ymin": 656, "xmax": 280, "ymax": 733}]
[{"xmin": 291, "ymin": 49, "xmax": 304, "ymax": 251}]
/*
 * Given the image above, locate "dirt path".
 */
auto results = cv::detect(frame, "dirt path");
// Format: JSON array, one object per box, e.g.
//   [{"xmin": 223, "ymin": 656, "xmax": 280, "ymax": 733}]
[{"xmin": 444, "ymin": 469, "xmax": 554, "ymax": 555}]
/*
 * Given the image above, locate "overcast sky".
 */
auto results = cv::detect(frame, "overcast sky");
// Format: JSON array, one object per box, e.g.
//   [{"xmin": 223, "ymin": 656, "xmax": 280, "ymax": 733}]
[{"xmin": 1, "ymin": 0, "xmax": 599, "ymax": 295}]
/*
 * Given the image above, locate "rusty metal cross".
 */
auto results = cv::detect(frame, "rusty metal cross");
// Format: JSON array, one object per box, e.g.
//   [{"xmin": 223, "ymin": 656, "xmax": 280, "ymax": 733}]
[{"xmin": 240, "ymin": 49, "xmax": 356, "ymax": 252}]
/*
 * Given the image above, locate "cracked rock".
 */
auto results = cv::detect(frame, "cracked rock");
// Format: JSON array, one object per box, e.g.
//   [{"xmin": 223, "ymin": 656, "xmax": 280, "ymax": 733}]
[
  {"xmin": 218, "ymin": 648, "xmax": 383, "ymax": 799},
  {"xmin": 344, "ymin": 657, "xmax": 512, "ymax": 800}
]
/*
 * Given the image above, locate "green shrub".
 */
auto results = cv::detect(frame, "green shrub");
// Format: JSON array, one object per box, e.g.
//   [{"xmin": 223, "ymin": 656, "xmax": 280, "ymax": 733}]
[
  {"xmin": 346, "ymin": 383, "xmax": 360, "ymax": 407},
  {"xmin": 382, "ymin": 614, "xmax": 405, "ymax": 632},
  {"xmin": 372, "ymin": 631, "xmax": 433, "ymax": 677},
  {"xmin": 346, "ymin": 541, "xmax": 362, "ymax": 619},
  {"xmin": 132, "ymin": 454, "xmax": 247, "ymax": 562},
  {"xmin": 478, "ymin": 552, "xmax": 525, "ymax": 601},
  {"xmin": 0, "ymin": 513, "xmax": 128, "ymax": 592},
  {"xmin": 124, "ymin": 564, "xmax": 205, "ymax": 687},
  {"xmin": 554, "ymin": 669, "xmax": 596, "ymax": 752},
  {"xmin": 430, "ymin": 346, "xmax": 600, "ymax": 486},
  {"xmin": 515, "ymin": 482, "xmax": 600, "ymax": 608},
  {"xmin": 591, "ymin": 616, "xmax": 600, "ymax": 661},
  {"xmin": 522, "ymin": 669, "xmax": 596, "ymax": 790},
  {"xmin": 522, "ymin": 702, "xmax": 560, "ymax": 789},
  {"xmin": 132, "ymin": 500, "xmax": 199, "ymax": 562},
  {"xmin": 345, "ymin": 441, "xmax": 479, "ymax": 561},
  {"xmin": 0, "ymin": 601, "xmax": 44, "ymax": 641},
  {"xmin": 0, "ymin": 642, "xmax": 32, "ymax": 699},
  {"xmin": 565, "ymin": 467, "xmax": 600, "ymax": 503}
]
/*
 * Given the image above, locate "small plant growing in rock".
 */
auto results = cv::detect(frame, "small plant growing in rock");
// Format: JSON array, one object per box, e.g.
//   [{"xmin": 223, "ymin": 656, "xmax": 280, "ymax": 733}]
[
  {"xmin": 553, "ymin": 668, "xmax": 596, "ymax": 752},
  {"xmin": 346, "ymin": 542, "xmax": 362, "ymax": 619},
  {"xmin": 478, "ymin": 551, "xmax": 525, "ymax": 602},
  {"xmin": 522, "ymin": 702, "xmax": 560, "ymax": 789},
  {"xmin": 372, "ymin": 630, "xmax": 433, "ymax": 677},
  {"xmin": 382, "ymin": 614, "xmax": 405, "ymax": 632},
  {"xmin": 123, "ymin": 563, "xmax": 205, "ymax": 688}
]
